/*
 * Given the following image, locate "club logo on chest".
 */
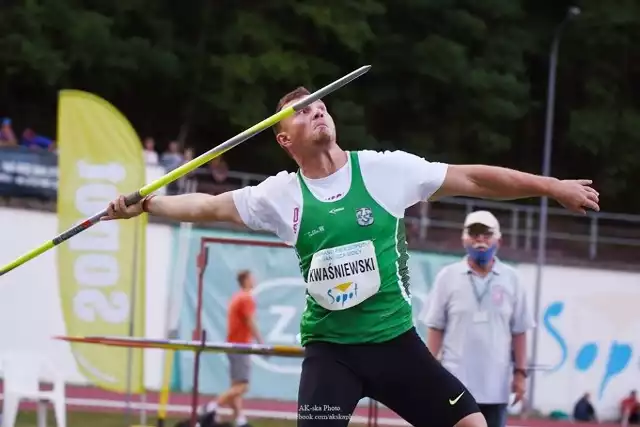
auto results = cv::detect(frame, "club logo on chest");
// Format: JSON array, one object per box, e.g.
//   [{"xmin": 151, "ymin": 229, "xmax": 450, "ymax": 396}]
[{"xmin": 355, "ymin": 207, "xmax": 374, "ymax": 227}]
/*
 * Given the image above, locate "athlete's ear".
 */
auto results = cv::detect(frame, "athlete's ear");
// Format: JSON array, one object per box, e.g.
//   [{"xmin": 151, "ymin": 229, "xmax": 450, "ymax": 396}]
[{"xmin": 276, "ymin": 132, "xmax": 292, "ymax": 149}]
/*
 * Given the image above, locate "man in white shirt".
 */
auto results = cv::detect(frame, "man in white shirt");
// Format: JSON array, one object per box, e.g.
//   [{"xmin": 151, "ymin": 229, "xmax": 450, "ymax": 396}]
[
  {"xmin": 102, "ymin": 86, "xmax": 598, "ymax": 427},
  {"xmin": 423, "ymin": 210, "xmax": 535, "ymax": 427}
]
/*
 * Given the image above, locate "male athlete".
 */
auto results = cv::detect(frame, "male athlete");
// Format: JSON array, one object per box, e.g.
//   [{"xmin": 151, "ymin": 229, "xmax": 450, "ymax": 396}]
[{"xmin": 103, "ymin": 86, "xmax": 599, "ymax": 427}]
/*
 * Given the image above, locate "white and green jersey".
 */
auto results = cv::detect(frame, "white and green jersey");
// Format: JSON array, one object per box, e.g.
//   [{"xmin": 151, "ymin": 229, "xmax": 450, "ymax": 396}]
[{"xmin": 232, "ymin": 150, "xmax": 448, "ymax": 345}]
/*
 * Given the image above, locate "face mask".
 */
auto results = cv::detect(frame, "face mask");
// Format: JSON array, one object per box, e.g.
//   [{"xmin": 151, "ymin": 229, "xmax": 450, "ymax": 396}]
[{"xmin": 466, "ymin": 243, "xmax": 497, "ymax": 266}]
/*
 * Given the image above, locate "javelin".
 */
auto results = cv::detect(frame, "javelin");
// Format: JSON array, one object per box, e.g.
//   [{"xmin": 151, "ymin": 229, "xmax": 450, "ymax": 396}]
[
  {"xmin": 55, "ymin": 335, "xmax": 305, "ymax": 358},
  {"xmin": 0, "ymin": 65, "xmax": 371, "ymax": 277}
]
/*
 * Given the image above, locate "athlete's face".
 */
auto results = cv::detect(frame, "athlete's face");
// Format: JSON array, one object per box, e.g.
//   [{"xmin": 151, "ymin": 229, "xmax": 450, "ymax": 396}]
[{"xmin": 275, "ymin": 99, "xmax": 336, "ymax": 156}]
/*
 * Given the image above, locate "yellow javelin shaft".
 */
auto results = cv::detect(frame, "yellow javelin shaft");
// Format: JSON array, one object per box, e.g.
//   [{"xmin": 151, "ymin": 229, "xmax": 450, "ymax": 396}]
[{"xmin": 0, "ymin": 65, "xmax": 371, "ymax": 277}]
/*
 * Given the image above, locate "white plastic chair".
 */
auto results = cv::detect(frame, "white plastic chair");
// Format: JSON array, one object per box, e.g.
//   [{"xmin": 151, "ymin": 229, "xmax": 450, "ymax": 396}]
[{"xmin": 0, "ymin": 352, "xmax": 66, "ymax": 427}]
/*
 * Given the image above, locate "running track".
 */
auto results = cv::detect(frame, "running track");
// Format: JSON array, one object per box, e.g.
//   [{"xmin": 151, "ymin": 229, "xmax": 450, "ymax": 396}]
[{"xmin": 0, "ymin": 384, "xmax": 618, "ymax": 427}]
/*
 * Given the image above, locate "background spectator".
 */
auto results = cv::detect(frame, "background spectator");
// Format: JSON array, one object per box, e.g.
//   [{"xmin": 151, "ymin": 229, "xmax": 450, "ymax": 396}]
[
  {"xmin": 175, "ymin": 147, "xmax": 196, "ymax": 194},
  {"xmin": 0, "ymin": 118, "xmax": 17, "ymax": 146},
  {"xmin": 573, "ymin": 392, "xmax": 598, "ymax": 422},
  {"xmin": 21, "ymin": 128, "xmax": 54, "ymax": 150},
  {"xmin": 621, "ymin": 390, "xmax": 639, "ymax": 426},
  {"xmin": 210, "ymin": 156, "xmax": 228, "ymax": 184},
  {"xmin": 143, "ymin": 137, "xmax": 159, "ymax": 165},
  {"xmin": 160, "ymin": 140, "xmax": 184, "ymax": 171},
  {"xmin": 183, "ymin": 147, "xmax": 194, "ymax": 163}
]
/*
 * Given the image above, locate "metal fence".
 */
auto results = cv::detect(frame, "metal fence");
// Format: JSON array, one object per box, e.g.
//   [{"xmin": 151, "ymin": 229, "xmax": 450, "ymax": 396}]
[
  {"xmin": 190, "ymin": 167, "xmax": 640, "ymax": 267},
  {"xmin": 410, "ymin": 196, "xmax": 640, "ymax": 267},
  {"xmin": 1, "ymin": 145, "xmax": 638, "ymax": 267}
]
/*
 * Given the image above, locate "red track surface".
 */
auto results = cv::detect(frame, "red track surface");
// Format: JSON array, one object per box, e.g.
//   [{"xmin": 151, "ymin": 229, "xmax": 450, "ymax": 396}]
[
  {"xmin": 0, "ymin": 383, "xmax": 619, "ymax": 427},
  {"xmin": 45, "ymin": 384, "xmax": 396, "ymax": 419}
]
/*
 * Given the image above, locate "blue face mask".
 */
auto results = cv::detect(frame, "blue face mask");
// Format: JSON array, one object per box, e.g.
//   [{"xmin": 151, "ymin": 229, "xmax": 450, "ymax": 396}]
[{"xmin": 466, "ymin": 244, "xmax": 497, "ymax": 266}]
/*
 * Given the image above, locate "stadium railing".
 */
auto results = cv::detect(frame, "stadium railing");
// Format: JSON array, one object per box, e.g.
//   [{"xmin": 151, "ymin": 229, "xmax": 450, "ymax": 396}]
[{"xmin": 1, "ymin": 146, "xmax": 638, "ymax": 269}]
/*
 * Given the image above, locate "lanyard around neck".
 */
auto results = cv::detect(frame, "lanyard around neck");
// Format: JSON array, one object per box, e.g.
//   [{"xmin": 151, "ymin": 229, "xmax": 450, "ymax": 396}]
[{"xmin": 468, "ymin": 272, "xmax": 494, "ymax": 307}]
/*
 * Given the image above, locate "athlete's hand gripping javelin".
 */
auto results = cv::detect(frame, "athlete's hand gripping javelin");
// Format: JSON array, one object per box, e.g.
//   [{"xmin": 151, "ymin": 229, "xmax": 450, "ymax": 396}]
[{"xmin": 101, "ymin": 194, "xmax": 144, "ymax": 220}]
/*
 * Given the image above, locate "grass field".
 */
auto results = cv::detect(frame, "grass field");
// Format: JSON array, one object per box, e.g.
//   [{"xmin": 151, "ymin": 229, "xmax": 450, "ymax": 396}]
[{"xmin": 13, "ymin": 410, "xmax": 299, "ymax": 427}]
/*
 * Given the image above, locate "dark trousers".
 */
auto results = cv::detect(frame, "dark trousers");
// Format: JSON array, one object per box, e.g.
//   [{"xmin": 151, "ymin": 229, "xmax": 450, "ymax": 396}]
[{"xmin": 478, "ymin": 404, "xmax": 508, "ymax": 427}]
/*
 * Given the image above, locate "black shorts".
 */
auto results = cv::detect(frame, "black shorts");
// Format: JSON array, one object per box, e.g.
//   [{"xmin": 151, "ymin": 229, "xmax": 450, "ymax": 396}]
[{"xmin": 297, "ymin": 327, "xmax": 479, "ymax": 427}]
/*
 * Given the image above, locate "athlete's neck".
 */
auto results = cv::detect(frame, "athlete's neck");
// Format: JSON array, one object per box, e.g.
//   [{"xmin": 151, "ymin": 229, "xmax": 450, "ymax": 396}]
[
  {"xmin": 299, "ymin": 145, "xmax": 347, "ymax": 179},
  {"xmin": 467, "ymin": 257, "xmax": 494, "ymax": 277}
]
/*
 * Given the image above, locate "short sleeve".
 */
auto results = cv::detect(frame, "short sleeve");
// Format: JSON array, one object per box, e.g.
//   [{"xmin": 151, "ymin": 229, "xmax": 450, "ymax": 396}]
[
  {"xmin": 390, "ymin": 150, "xmax": 448, "ymax": 205},
  {"xmin": 421, "ymin": 267, "xmax": 451, "ymax": 330},
  {"xmin": 231, "ymin": 171, "xmax": 298, "ymax": 243},
  {"xmin": 358, "ymin": 150, "xmax": 449, "ymax": 217},
  {"xmin": 240, "ymin": 295, "xmax": 256, "ymax": 318},
  {"xmin": 510, "ymin": 272, "xmax": 536, "ymax": 334}
]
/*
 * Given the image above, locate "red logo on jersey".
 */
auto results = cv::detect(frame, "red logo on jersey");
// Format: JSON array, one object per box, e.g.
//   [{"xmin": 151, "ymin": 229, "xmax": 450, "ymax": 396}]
[
  {"xmin": 326, "ymin": 193, "xmax": 342, "ymax": 201},
  {"xmin": 292, "ymin": 207, "xmax": 300, "ymax": 234}
]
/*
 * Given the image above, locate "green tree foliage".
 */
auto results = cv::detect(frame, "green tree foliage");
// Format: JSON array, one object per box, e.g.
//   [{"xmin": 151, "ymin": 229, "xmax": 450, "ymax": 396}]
[{"xmin": 0, "ymin": 0, "xmax": 638, "ymax": 213}]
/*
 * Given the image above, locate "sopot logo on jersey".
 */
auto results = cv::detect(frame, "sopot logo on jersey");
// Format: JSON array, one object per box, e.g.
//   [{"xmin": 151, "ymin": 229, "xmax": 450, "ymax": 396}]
[{"xmin": 327, "ymin": 281, "xmax": 359, "ymax": 306}]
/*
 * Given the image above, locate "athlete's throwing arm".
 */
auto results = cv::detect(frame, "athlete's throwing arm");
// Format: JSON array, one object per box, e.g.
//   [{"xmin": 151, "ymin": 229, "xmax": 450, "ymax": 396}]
[{"xmin": 103, "ymin": 162, "xmax": 599, "ymax": 224}]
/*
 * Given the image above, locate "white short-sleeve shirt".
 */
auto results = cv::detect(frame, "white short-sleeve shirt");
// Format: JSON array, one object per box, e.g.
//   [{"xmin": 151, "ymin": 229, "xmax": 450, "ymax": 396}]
[{"xmin": 231, "ymin": 150, "xmax": 449, "ymax": 245}]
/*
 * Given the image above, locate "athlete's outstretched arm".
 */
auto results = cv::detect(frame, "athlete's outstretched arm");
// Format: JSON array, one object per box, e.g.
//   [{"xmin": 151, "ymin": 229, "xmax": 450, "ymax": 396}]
[
  {"xmin": 429, "ymin": 164, "xmax": 600, "ymax": 215},
  {"xmin": 101, "ymin": 191, "xmax": 245, "ymax": 225}
]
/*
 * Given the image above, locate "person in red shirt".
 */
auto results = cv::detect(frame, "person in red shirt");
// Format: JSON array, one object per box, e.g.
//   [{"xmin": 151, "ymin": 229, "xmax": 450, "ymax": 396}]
[
  {"xmin": 200, "ymin": 270, "xmax": 263, "ymax": 427},
  {"xmin": 621, "ymin": 390, "xmax": 640, "ymax": 426}
]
